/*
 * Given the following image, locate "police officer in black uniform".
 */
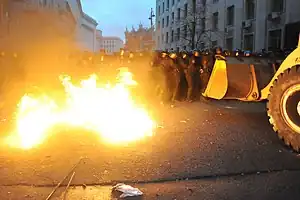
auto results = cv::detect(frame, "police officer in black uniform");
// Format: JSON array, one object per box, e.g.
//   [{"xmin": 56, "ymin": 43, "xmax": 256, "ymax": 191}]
[
  {"xmin": 199, "ymin": 49, "xmax": 213, "ymax": 94},
  {"xmin": 184, "ymin": 50, "xmax": 201, "ymax": 102},
  {"xmin": 159, "ymin": 51, "xmax": 175, "ymax": 104},
  {"xmin": 169, "ymin": 51, "xmax": 181, "ymax": 103},
  {"xmin": 177, "ymin": 50, "xmax": 189, "ymax": 100},
  {"xmin": 150, "ymin": 51, "xmax": 163, "ymax": 98}
]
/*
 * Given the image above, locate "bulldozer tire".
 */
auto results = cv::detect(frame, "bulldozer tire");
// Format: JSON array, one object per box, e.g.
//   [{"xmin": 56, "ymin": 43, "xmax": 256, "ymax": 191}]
[{"xmin": 267, "ymin": 66, "xmax": 300, "ymax": 152}]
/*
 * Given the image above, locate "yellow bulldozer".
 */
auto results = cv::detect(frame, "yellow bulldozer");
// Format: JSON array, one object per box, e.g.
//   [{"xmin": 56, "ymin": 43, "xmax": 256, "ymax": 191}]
[{"xmin": 202, "ymin": 37, "xmax": 300, "ymax": 152}]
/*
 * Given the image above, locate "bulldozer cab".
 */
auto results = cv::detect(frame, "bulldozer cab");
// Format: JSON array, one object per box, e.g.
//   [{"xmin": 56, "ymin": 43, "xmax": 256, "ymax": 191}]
[{"xmin": 202, "ymin": 54, "xmax": 275, "ymax": 101}]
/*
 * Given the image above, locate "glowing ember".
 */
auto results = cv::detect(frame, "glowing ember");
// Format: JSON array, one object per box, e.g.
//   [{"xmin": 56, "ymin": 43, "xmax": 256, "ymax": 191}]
[{"xmin": 5, "ymin": 71, "xmax": 155, "ymax": 149}]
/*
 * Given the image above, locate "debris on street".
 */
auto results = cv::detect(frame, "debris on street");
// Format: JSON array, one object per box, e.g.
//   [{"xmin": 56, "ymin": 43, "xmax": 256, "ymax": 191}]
[
  {"xmin": 62, "ymin": 171, "xmax": 76, "ymax": 200},
  {"xmin": 45, "ymin": 158, "xmax": 83, "ymax": 200},
  {"xmin": 112, "ymin": 183, "xmax": 143, "ymax": 198}
]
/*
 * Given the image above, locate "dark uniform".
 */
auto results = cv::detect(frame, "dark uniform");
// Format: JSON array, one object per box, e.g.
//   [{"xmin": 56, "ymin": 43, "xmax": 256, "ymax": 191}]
[
  {"xmin": 159, "ymin": 51, "xmax": 175, "ymax": 103},
  {"xmin": 177, "ymin": 51, "xmax": 189, "ymax": 100},
  {"xmin": 169, "ymin": 52, "xmax": 181, "ymax": 102},
  {"xmin": 150, "ymin": 51, "xmax": 164, "ymax": 98},
  {"xmin": 199, "ymin": 53, "xmax": 212, "ymax": 93},
  {"xmin": 183, "ymin": 51, "xmax": 200, "ymax": 102}
]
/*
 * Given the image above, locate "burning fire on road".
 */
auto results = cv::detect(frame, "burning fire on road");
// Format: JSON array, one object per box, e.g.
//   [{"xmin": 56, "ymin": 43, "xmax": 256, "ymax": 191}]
[{"xmin": 4, "ymin": 70, "xmax": 156, "ymax": 149}]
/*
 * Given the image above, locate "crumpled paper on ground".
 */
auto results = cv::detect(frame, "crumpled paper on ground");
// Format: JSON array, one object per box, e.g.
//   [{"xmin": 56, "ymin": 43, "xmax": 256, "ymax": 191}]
[{"xmin": 112, "ymin": 183, "xmax": 143, "ymax": 198}]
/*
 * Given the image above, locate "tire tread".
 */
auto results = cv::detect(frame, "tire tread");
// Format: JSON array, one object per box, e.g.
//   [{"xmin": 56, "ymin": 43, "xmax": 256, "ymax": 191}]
[{"xmin": 267, "ymin": 66, "xmax": 300, "ymax": 152}]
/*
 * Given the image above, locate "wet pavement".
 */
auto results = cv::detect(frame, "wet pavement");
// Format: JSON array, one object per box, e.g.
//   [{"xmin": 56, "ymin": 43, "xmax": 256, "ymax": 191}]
[{"xmin": 0, "ymin": 100, "xmax": 299, "ymax": 199}]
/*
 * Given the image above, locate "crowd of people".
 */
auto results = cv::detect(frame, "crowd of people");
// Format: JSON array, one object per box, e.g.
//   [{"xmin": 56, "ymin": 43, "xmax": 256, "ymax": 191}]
[{"xmin": 0, "ymin": 47, "xmax": 290, "ymax": 108}]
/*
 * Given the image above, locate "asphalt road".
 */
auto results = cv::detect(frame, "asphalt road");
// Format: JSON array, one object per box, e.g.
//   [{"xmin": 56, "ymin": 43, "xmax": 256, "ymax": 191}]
[{"xmin": 0, "ymin": 100, "xmax": 300, "ymax": 200}]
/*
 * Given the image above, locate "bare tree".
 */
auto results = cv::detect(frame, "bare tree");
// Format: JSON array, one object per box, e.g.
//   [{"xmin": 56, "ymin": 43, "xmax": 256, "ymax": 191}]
[{"xmin": 176, "ymin": 0, "xmax": 224, "ymax": 50}]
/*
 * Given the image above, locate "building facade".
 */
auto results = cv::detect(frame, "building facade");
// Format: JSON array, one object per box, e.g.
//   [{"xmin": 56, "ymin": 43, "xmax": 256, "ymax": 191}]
[
  {"xmin": 98, "ymin": 36, "xmax": 124, "ymax": 54},
  {"xmin": 77, "ymin": 12, "xmax": 98, "ymax": 51},
  {"xmin": 0, "ymin": 0, "xmax": 98, "ymax": 52},
  {"xmin": 155, "ymin": 0, "xmax": 300, "ymax": 51},
  {"xmin": 67, "ymin": 0, "xmax": 98, "ymax": 52},
  {"xmin": 95, "ymin": 29, "xmax": 103, "ymax": 51},
  {"xmin": 124, "ymin": 24, "xmax": 155, "ymax": 52},
  {"xmin": 0, "ymin": 0, "xmax": 77, "ymax": 49},
  {"xmin": 155, "ymin": 0, "xmax": 193, "ymax": 51}
]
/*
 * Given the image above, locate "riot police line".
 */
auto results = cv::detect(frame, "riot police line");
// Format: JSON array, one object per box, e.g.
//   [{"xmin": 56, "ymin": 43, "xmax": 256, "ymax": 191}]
[
  {"xmin": 0, "ymin": 47, "xmax": 292, "ymax": 107},
  {"xmin": 149, "ymin": 47, "xmax": 294, "ymax": 105}
]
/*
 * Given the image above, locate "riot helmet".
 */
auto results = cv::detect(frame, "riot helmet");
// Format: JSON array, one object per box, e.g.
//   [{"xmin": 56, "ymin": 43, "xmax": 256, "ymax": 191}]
[
  {"xmin": 181, "ymin": 51, "xmax": 188, "ymax": 59},
  {"xmin": 215, "ymin": 47, "xmax": 222, "ymax": 55},
  {"xmin": 244, "ymin": 50, "xmax": 251, "ymax": 57},
  {"xmin": 169, "ymin": 51, "xmax": 177, "ymax": 59},
  {"xmin": 233, "ymin": 49, "xmax": 240, "ymax": 57},
  {"xmin": 223, "ymin": 50, "xmax": 230, "ymax": 56},
  {"xmin": 161, "ymin": 51, "xmax": 168, "ymax": 58},
  {"xmin": 120, "ymin": 48, "xmax": 125, "ymax": 56},
  {"xmin": 193, "ymin": 49, "xmax": 200, "ymax": 57},
  {"xmin": 129, "ymin": 52, "xmax": 134, "ymax": 59},
  {"xmin": 202, "ymin": 49, "xmax": 210, "ymax": 55}
]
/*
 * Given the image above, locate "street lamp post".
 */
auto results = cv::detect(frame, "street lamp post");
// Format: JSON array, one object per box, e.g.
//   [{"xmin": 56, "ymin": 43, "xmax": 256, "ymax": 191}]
[{"xmin": 149, "ymin": 8, "xmax": 155, "ymax": 28}]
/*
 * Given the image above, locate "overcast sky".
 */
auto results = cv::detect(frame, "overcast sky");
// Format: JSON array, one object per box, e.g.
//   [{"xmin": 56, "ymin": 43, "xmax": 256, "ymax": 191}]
[{"xmin": 81, "ymin": 0, "xmax": 156, "ymax": 41}]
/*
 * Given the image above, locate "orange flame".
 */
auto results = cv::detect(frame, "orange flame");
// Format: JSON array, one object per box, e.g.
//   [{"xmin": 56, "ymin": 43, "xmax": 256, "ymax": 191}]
[{"xmin": 5, "ymin": 71, "xmax": 155, "ymax": 149}]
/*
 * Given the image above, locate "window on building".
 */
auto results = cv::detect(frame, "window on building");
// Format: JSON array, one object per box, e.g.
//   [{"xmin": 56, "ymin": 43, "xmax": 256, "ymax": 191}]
[
  {"xmin": 162, "ymin": 18, "xmax": 164, "ymax": 28},
  {"xmin": 213, "ymin": 0, "xmax": 219, "ymax": 3},
  {"xmin": 163, "ymin": 2, "xmax": 165, "ymax": 13},
  {"xmin": 171, "ymin": 30, "xmax": 174, "ymax": 42},
  {"xmin": 172, "ymin": 12, "xmax": 174, "ymax": 21},
  {"xmin": 183, "ymin": 46, "xmax": 186, "ymax": 50},
  {"xmin": 212, "ymin": 12, "xmax": 218, "ymax": 30},
  {"xmin": 245, "ymin": 0, "xmax": 255, "ymax": 19},
  {"xmin": 244, "ymin": 34, "xmax": 254, "ymax": 51},
  {"xmin": 177, "ymin": 8, "xmax": 181, "ymax": 20},
  {"xmin": 201, "ymin": 18, "xmax": 205, "ymax": 30},
  {"xmin": 226, "ymin": 37, "xmax": 233, "ymax": 51},
  {"xmin": 184, "ymin": 3, "xmax": 188, "ymax": 17},
  {"xmin": 162, "ymin": 34, "xmax": 164, "ymax": 43},
  {"xmin": 172, "ymin": 0, "xmax": 175, "ymax": 6},
  {"xmin": 158, "ymin": 36, "xmax": 160, "ymax": 44},
  {"xmin": 39, "ymin": 0, "xmax": 47, "ymax": 6},
  {"xmin": 212, "ymin": 40, "xmax": 218, "ymax": 47},
  {"xmin": 184, "ymin": 25, "xmax": 187, "ymax": 38},
  {"xmin": 166, "ymin": 16, "xmax": 169, "ymax": 26},
  {"xmin": 227, "ymin": 6, "xmax": 234, "ymax": 26},
  {"xmin": 192, "ymin": 0, "xmax": 196, "ymax": 13},
  {"xmin": 268, "ymin": 29, "xmax": 282, "ymax": 51},
  {"xmin": 271, "ymin": 0, "xmax": 284, "ymax": 12},
  {"xmin": 177, "ymin": 27, "xmax": 180, "ymax": 40},
  {"xmin": 176, "ymin": 47, "xmax": 180, "ymax": 52},
  {"xmin": 167, "ymin": 0, "xmax": 170, "ymax": 10},
  {"xmin": 157, "ymin": 21, "xmax": 160, "ymax": 30},
  {"xmin": 166, "ymin": 32, "xmax": 169, "ymax": 43},
  {"xmin": 158, "ymin": 6, "xmax": 161, "ymax": 16}
]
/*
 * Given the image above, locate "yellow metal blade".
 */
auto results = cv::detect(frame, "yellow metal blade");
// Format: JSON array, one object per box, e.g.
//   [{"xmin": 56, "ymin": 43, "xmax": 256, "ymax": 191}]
[{"xmin": 203, "ymin": 60, "xmax": 228, "ymax": 100}]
